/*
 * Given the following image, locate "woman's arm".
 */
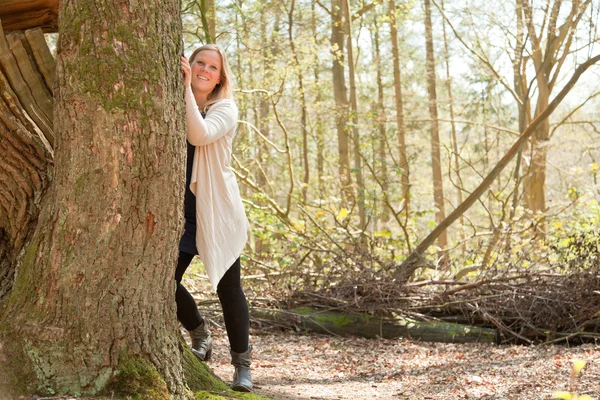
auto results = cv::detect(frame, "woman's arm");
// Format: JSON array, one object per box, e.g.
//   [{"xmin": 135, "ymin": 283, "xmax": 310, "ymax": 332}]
[{"xmin": 185, "ymin": 88, "xmax": 238, "ymax": 146}]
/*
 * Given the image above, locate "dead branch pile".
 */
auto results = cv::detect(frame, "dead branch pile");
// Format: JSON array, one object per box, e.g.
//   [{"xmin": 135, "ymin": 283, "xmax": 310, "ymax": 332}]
[{"xmin": 283, "ymin": 262, "xmax": 600, "ymax": 344}]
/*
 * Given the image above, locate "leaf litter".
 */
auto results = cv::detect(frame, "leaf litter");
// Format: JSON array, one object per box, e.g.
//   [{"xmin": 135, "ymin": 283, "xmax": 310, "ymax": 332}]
[{"xmin": 202, "ymin": 326, "xmax": 600, "ymax": 400}]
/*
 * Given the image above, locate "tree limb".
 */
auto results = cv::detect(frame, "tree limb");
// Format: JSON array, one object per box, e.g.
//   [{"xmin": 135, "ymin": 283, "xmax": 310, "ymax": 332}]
[{"xmin": 396, "ymin": 53, "xmax": 600, "ymax": 282}]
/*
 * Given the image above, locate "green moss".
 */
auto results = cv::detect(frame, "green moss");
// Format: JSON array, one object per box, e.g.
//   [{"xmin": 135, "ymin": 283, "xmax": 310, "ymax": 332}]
[
  {"xmin": 108, "ymin": 355, "xmax": 169, "ymax": 400},
  {"xmin": 183, "ymin": 347, "xmax": 228, "ymax": 392},
  {"xmin": 294, "ymin": 307, "xmax": 355, "ymax": 326},
  {"xmin": 75, "ymin": 172, "xmax": 89, "ymax": 197},
  {"xmin": 195, "ymin": 393, "xmax": 228, "ymax": 399},
  {"xmin": 6, "ymin": 234, "xmax": 40, "ymax": 310}
]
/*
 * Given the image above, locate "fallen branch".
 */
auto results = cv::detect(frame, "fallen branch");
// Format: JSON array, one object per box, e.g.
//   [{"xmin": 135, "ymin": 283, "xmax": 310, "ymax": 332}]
[{"xmin": 251, "ymin": 306, "xmax": 498, "ymax": 344}]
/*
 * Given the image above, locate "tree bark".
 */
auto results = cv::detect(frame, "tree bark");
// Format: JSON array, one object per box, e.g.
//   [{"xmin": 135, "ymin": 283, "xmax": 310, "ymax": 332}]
[
  {"xmin": 373, "ymin": 13, "xmax": 390, "ymax": 226},
  {"xmin": 423, "ymin": 0, "xmax": 448, "ymax": 262},
  {"xmin": 520, "ymin": 0, "xmax": 592, "ymax": 215},
  {"xmin": 312, "ymin": 0, "xmax": 325, "ymax": 197},
  {"xmin": 331, "ymin": 0, "xmax": 352, "ymax": 203},
  {"xmin": 288, "ymin": 0, "xmax": 310, "ymax": 204},
  {"xmin": 0, "ymin": 1, "xmax": 218, "ymax": 396},
  {"xmin": 440, "ymin": 0, "xmax": 464, "ymax": 247},
  {"xmin": 343, "ymin": 0, "xmax": 365, "ymax": 230},
  {"xmin": 388, "ymin": 0, "xmax": 410, "ymax": 215}
]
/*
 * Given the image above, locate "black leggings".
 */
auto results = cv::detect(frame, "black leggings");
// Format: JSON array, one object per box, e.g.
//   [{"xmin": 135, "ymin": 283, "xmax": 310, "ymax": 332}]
[{"xmin": 175, "ymin": 251, "xmax": 250, "ymax": 353}]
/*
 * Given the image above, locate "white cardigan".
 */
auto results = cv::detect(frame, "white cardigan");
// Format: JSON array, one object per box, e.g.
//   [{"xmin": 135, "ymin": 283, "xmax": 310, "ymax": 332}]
[{"xmin": 185, "ymin": 87, "xmax": 249, "ymax": 291}]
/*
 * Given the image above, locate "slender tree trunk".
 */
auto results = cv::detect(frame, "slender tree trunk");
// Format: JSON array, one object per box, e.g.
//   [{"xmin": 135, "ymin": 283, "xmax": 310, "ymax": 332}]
[
  {"xmin": 0, "ymin": 1, "xmax": 198, "ymax": 395},
  {"xmin": 257, "ymin": 12, "xmax": 271, "ymax": 192},
  {"xmin": 440, "ymin": 0, "xmax": 464, "ymax": 247},
  {"xmin": 234, "ymin": 2, "xmax": 248, "ymax": 198},
  {"xmin": 424, "ymin": 0, "xmax": 448, "ymax": 262},
  {"xmin": 255, "ymin": 10, "xmax": 276, "ymax": 256},
  {"xmin": 343, "ymin": 0, "xmax": 365, "ymax": 230},
  {"xmin": 199, "ymin": 0, "xmax": 216, "ymax": 43},
  {"xmin": 525, "ymin": 86, "xmax": 550, "ymax": 213},
  {"xmin": 388, "ymin": 0, "xmax": 410, "ymax": 215},
  {"xmin": 312, "ymin": 0, "xmax": 325, "ymax": 196},
  {"xmin": 510, "ymin": 0, "xmax": 529, "ymax": 219},
  {"xmin": 331, "ymin": 0, "xmax": 352, "ymax": 203},
  {"xmin": 373, "ymin": 13, "xmax": 390, "ymax": 226},
  {"xmin": 288, "ymin": 0, "xmax": 310, "ymax": 203}
]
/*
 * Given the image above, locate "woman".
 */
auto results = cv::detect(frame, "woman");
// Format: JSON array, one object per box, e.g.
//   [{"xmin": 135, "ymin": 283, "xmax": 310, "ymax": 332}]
[{"xmin": 177, "ymin": 44, "xmax": 252, "ymax": 392}]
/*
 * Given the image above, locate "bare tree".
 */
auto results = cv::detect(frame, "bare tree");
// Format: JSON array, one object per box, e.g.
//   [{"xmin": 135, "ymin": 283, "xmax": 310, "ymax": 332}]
[{"xmin": 424, "ymin": 0, "xmax": 448, "ymax": 262}]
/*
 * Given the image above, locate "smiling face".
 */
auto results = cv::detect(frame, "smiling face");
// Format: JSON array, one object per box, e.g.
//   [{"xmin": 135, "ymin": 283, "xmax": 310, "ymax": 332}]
[{"xmin": 190, "ymin": 50, "xmax": 222, "ymax": 97}]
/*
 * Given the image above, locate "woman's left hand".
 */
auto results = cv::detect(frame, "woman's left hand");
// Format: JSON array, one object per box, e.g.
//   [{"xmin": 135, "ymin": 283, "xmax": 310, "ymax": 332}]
[{"xmin": 181, "ymin": 56, "xmax": 191, "ymax": 87}]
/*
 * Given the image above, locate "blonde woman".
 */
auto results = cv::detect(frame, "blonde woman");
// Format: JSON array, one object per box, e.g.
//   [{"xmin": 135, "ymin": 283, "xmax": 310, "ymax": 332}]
[{"xmin": 178, "ymin": 44, "xmax": 252, "ymax": 392}]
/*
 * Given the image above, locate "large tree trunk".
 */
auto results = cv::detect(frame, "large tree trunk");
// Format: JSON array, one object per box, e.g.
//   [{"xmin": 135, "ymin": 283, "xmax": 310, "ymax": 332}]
[{"xmin": 0, "ymin": 1, "xmax": 223, "ymax": 396}]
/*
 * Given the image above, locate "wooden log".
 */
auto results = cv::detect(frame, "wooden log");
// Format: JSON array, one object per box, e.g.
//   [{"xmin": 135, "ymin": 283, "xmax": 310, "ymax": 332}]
[
  {"xmin": 0, "ymin": 22, "xmax": 53, "ymax": 145},
  {"xmin": 25, "ymin": 28, "xmax": 55, "ymax": 95},
  {"xmin": 252, "ymin": 307, "xmax": 499, "ymax": 344},
  {"xmin": 0, "ymin": 0, "xmax": 58, "ymax": 33}
]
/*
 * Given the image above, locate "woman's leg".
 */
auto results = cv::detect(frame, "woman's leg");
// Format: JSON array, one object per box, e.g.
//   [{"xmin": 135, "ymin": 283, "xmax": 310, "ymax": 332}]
[
  {"xmin": 175, "ymin": 251, "xmax": 203, "ymax": 331},
  {"xmin": 216, "ymin": 258, "xmax": 249, "ymax": 353}
]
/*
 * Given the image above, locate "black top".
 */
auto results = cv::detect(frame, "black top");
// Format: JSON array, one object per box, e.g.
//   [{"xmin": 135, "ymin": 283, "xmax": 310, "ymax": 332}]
[{"xmin": 178, "ymin": 139, "xmax": 199, "ymax": 255}]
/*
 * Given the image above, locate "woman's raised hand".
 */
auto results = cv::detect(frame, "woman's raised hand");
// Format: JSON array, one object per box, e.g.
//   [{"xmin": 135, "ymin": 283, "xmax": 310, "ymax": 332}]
[{"xmin": 181, "ymin": 57, "xmax": 191, "ymax": 87}]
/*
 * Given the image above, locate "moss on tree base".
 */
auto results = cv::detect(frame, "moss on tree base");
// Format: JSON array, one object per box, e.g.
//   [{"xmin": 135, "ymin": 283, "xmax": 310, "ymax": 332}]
[{"xmin": 108, "ymin": 355, "xmax": 169, "ymax": 400}]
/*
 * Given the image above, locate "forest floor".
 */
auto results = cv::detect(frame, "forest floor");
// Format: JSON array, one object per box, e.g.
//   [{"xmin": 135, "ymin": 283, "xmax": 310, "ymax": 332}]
[{"xmin": 205, "ymin": 325, "xmax": 600, "ymax": 400}]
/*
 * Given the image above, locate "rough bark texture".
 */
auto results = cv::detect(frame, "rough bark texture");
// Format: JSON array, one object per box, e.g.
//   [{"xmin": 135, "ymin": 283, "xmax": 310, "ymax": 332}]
[
  {"xmin": 0, "ymin": 0, "xmax": 194, "ymax": 396},
  {"xmin": 0, "ymin": 0, "xmax": 59, "ymax": 33}
]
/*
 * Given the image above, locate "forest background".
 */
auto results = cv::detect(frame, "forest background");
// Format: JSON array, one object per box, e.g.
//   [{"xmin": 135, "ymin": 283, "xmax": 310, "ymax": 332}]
[{"xmin": 171, "ymin": 0, "xmax": 600, "ymax": 320}]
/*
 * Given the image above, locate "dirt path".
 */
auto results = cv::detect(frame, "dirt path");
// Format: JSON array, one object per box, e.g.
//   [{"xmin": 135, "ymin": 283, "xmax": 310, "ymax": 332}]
[{"xmin": 206, "ymin": 327, "xmax": 600, "ymax": 400}]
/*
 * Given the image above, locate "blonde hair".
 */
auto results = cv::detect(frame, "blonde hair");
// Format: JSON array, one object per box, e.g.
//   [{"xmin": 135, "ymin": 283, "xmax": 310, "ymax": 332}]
[{"xmin": 188, "ymin": 44, "xmax": 235, "ymax": 110}]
